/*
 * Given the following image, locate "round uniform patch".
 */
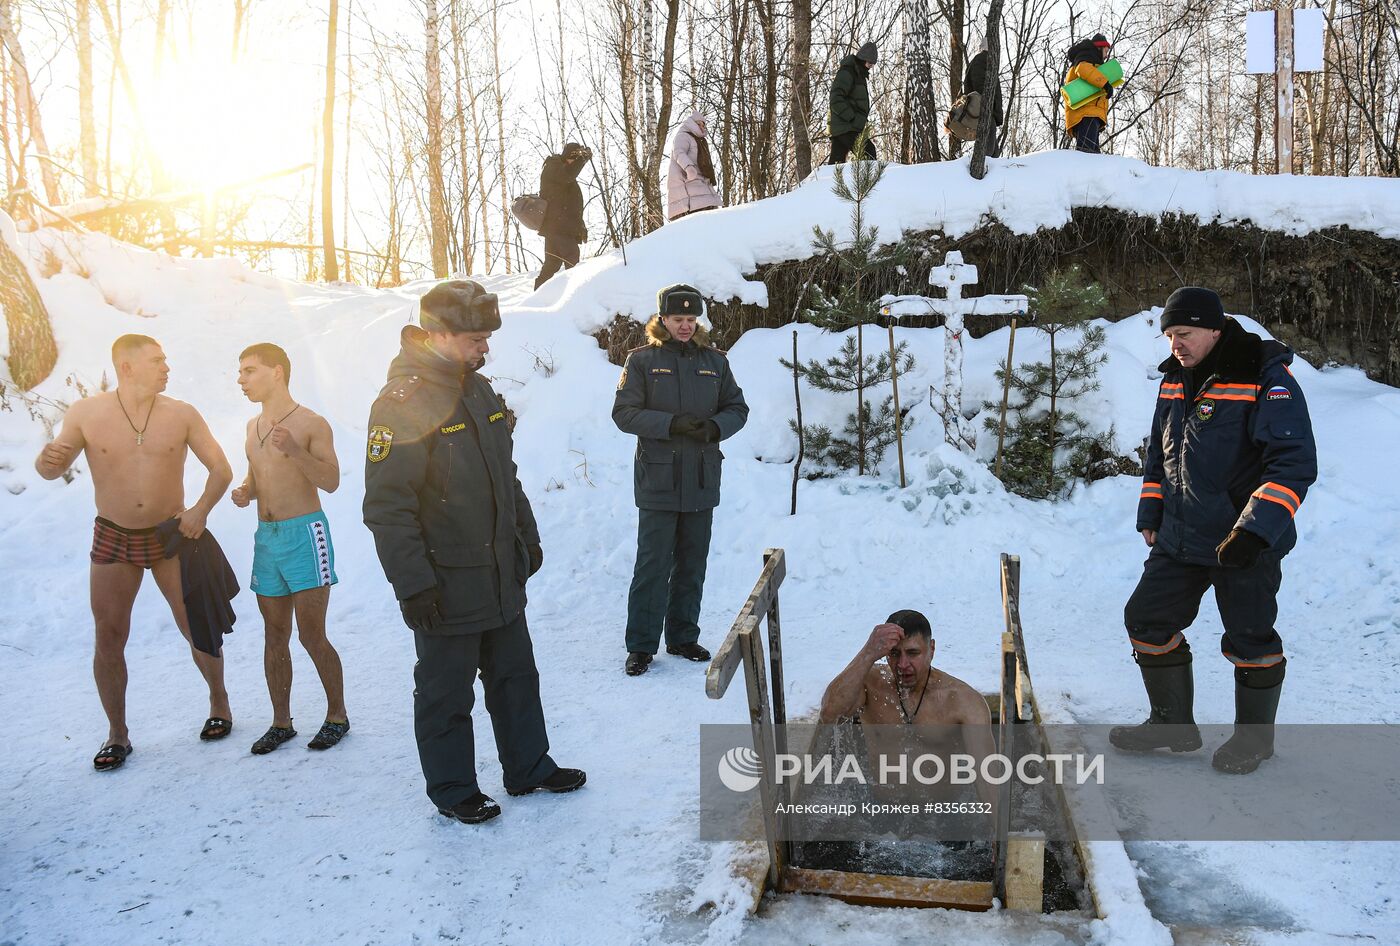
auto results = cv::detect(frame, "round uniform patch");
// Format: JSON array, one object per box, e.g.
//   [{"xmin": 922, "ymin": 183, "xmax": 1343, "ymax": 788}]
[
  {"xmin": 367, "ymin": 425, "xmax": 394, "ymax": 462},
  {"xmin": 1195, "ymin": 399, "xmax": 1215, "ymax": 422}
]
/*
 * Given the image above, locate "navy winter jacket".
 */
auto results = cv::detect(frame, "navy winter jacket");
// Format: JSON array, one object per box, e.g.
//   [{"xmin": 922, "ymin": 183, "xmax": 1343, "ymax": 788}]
[{"xmin": 1136, "ymin": 320, "xmax": 1318, "ymax": 566}]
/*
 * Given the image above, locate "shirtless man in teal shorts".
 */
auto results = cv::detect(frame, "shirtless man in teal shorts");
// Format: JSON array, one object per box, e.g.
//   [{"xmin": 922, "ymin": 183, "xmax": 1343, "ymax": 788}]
[{"xmin": 233, "ymin": 343, "xmax": 349, "ymax": 754}]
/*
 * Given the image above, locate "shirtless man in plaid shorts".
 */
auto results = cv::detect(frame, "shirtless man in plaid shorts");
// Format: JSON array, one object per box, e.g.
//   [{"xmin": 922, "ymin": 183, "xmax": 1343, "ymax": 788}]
[{"xmin": 35, "ymin": 334, "xmax": 234, "ymax": 771}]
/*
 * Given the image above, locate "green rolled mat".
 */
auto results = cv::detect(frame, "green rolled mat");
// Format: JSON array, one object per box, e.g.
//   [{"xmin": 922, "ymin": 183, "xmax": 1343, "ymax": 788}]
[{"xmin": 1062, "ymin": 58, "xmax": 1124, "ymax": 109}]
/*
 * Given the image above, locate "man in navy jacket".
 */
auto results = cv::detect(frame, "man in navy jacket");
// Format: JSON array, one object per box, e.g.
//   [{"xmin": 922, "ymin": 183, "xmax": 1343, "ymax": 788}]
[{"xmin": 1112, "ymin": 287, "xmax": 1317, "ymax": 774}]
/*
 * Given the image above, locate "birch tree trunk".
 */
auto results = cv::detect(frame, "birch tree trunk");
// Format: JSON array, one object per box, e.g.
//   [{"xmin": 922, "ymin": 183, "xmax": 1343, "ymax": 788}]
[
  {"xmin": 449, "ymin": 0, "xmax": 474, "ymax": 274},
  {"xmin": 903, "ymin": 0, "xmax": 940, "ymax": 164},
  {"xmin": 0, "ymin": 0, "xmax": 60, "ymax": 205},
  {"xmin": 425, "ymin": 0, "xmax": 451, "ymax": 277},
  {"xmin": 790, "ymin": 0, "xmax": 814, "ymax": 180},
  {"xmin": 321, "ymin": 0, "xmax": 340, "ymax": 282},
  {"xmin": 77, "ymin": 0, "xmax": 99, "ymax": 196},
  {"xmin": 490, "ymin": 0, "xmax": 511, "ymax": 271}
]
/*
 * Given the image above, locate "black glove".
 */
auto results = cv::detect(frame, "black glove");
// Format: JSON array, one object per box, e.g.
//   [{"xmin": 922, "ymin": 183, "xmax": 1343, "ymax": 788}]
[
  {"xmin": 401, "ymin": 587, "xmax": 443, "ymax": 633},
  {"xmin": 528, "ymin": 543, "xmax": 544, "ymax": 577},
  {"xmin": 1216, "ymin": 528, "xmax": 1267, "ymax": 569},
  {"xmin": 697, "ymin": 420, "xmax": 721, "ymax": 444},
  {"xmin": 1104, "ymin": 83, "xmax": 1113, "ymax": 99},
  {"xmin": 669, "ymin": 414, "xmax": 703, "ymax": 437}
]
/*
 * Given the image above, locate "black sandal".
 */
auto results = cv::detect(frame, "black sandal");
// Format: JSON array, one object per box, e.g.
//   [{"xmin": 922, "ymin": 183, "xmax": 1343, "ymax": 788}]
[
  {"xmin": 199, "ymin": 717, "xmax": 233, "ymax": 741},
  {"xmin": 94, "ymin": 744, "xmax": 132, "ymax": 771}
]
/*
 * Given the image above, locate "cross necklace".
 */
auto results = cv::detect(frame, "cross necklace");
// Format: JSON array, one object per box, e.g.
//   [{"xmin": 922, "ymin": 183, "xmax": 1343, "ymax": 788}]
[
  {"xmin": 258, "ymin": 405, "xmax": 301, "ymax": 448},
  {"xmin": 116, "ymin": 390, "xmax": 156, "ymax": 445},
  {"xmin": 896, "ymin": 669, "xmax": 933, "ymax": 725}
]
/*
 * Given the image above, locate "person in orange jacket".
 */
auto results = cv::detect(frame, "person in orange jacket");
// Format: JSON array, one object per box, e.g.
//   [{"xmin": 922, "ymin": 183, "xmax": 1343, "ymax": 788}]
[{"xmin": 1064, "ymin": 34, "xmax": 1113, "ymax": 153}]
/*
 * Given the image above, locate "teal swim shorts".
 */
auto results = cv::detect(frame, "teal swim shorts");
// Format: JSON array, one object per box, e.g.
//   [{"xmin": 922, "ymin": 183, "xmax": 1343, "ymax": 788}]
[{"xmin": 250, "ymin": 510, "xmax": 338, "ymax": 597}]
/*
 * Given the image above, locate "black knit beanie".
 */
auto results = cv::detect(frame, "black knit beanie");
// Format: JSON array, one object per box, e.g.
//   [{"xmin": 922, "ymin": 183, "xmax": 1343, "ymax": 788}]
[{"xmin": 1161, "ymin": 287, "xmax": 1226, "ymax": 331}]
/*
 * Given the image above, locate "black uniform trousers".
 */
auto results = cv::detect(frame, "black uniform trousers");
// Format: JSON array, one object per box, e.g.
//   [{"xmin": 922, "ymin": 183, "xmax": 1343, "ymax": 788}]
[
  {"xmin": 1123, "ymin": 548, "xmax": 1286, "ymax": 667},
  {"xmin": 412, "ymin": 612, "xmax": 557, "ymax": 808},
  {"xmin": 828, "ymin": 129, "xmax": 877, "ymax": 165},
  {"xmin": 625, "ymin": 508, "xmax": 713, "ymax": 654},
  {"xmin": 534, "ymin": 235, "xmax": 580, "ymax": 289},
  {"xmin": 1073, "ymin": 117, "xmax": 1104, "ymax": 154}
]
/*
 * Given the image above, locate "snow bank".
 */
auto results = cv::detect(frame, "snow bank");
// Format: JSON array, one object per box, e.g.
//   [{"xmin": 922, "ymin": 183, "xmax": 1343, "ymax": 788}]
[{"xmin": 522, "ymin": 151, "xmax": 1400, "ymax": 334}]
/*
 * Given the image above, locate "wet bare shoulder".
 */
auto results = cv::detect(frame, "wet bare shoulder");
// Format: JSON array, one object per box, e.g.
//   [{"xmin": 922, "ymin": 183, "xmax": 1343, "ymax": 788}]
[{"xmin": 947, "ymin": 674, "xmax": 992, "ymax": 725}]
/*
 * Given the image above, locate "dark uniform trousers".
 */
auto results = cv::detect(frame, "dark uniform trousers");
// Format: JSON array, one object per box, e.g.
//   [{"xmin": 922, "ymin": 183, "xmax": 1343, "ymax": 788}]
[
  {"xmin": 1124, "ymin": 548, "xmax": 1285, "ymax": 666},
  {"xmin": 412, "ymin": 613, "xmax": 557, "ymax": 808},
  {"xmin": 625, "ymin": 508, "xmax": 713, "ymax": 654}
]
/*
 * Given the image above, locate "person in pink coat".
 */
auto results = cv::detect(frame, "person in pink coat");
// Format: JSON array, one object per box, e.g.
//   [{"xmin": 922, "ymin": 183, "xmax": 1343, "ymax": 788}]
[{"xmin": 666, "ymin": 112, "xmax": 721, "ymax": 221}]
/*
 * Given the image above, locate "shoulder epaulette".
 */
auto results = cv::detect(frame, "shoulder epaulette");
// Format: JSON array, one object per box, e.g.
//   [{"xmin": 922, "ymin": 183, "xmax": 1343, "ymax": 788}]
[
  {"xmin": 378, "ymin": 375, "xmax": 424, "ymax": 403},
  {"xmin": 710, "ymin": 346, "xmax": 729, "ymax": 357},
  {"xmin": 626, "ymin": 344, "xmax": 648, "ymax": 355}
]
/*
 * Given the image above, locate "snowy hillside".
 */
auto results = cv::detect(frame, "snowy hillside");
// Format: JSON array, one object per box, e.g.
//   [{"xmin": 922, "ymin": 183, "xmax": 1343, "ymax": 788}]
[{"xmin": 3, "ymin": 155, "xmax": 1399, "ymax": 946}]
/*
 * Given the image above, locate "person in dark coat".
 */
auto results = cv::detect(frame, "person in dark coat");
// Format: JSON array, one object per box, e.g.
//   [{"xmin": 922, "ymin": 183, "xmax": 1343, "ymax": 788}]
[
  {"xmin": 363, "ymin": 280, "xmax": 585, "ymax": 823},
  {"xmin": 534, "ymin": 142, "xmax": 591, "ymax": 290},
  {"xmin": 827, "ymin": 43, "xmax": 878, "ymax": 164},
  {"xmin": 611, "ymin": 285, "xmax": 749, "ymax": 676},
  {"xmin": 962, "ymin": 41, "xmax": 1004, "ymax": 156},
  {"xmin": 1113, "ymin": 287, "xmax": 1317, "ymax": 775}
]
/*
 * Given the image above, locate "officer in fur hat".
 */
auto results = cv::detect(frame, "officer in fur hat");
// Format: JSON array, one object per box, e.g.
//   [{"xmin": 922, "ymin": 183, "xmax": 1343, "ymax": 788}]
[
  {"xmin": 363, "ymin": 280, "xmax": 585, "ymax": 824},
  {"xmin": 612, "ymin": 284, "xmax": 749, "ymax": 676}
]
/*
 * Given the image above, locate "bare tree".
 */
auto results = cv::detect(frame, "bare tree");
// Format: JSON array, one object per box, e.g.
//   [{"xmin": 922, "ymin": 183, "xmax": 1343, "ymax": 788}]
[
  {"xmin": 425, "ymin": 0, "xmax": 451, "ymax": 276},
  {"xmin": 76, "ymin": 0, "xmax": 99, "ymax": 196},
  {"xmin": 903, "ymin": 0, "xmax": 941, "ymax": 163},
  {"xmin": 790, "ymin": 0, "xmax": 814, "ymax": 179},
  {"xmin": 0, "ymin": 0, "xmax": 59, "ymax": 205},
  {"xmin": 322, "ymin": 0, "xmax": 340, "ymax": 281}
]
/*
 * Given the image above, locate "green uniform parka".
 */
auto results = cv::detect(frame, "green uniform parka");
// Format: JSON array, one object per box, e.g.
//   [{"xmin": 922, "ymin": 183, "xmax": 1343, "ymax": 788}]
[
  {"xmin": 363, "ymin": 325, "xmax": 540, "ymax": 634},
  {"xmin": 612, "ymin": 318, "xmax": 750, "ymax": 512}
]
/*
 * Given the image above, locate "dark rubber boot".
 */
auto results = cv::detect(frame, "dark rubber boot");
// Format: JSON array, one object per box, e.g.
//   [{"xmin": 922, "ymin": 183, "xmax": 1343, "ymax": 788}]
[
  {"xmin": 1213, "ymin": 663, "xmax": 1284, "ymax": 774},
  {"xmin": 1109, "ymin": 657, "xmax": 1202, "ymax": 753}
]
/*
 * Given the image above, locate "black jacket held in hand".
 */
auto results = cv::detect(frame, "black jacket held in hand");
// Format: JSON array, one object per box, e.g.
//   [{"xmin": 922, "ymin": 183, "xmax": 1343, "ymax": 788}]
[
  {"xmin": 612, "ymin": 317, "xmax": 749, "ymax": 513},
  {"xmin": 363, "ymin": 325, "xmax": 540, "ymax": 634},
  {"xmin": 539, "ymin": 154, "xmax": 586, "ymax": 242},
  {"xmin": 1136, "ymin": 319, "xmax": 1318, "ymax": 566},
  {"xmin": 155, "ymin": 521, "xmax": 239, "ymax": 657}
]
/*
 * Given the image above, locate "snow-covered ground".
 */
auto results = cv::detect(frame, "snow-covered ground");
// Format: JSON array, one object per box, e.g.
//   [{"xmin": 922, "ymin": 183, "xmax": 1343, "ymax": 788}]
[{"xmin": 3, "ymin": 153, "xmax": 1399, "ymax": 945}]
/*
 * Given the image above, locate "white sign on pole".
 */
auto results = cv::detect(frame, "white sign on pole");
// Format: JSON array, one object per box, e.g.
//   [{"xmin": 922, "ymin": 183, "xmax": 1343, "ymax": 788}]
[
  {"xmin": 1294, "ymin": 8, "xmax": 1326, "ymax": 72},
  {"xmin": 1246, "ymin": 10, "xmax": 1276, "ymax": 74}
]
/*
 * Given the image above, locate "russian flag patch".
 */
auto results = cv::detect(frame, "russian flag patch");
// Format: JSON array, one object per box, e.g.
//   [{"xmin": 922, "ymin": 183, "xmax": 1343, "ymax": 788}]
[{"xmin": 1266, "ymin": 386, "xmax": 1292, "ymax": 400}]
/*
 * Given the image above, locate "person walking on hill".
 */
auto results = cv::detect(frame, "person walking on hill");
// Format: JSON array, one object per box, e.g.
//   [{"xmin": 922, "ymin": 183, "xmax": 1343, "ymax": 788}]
[
  {"xmin": 962, "ymin": 39, "xmax": 1004, "ymax": 156},
  {"xmin": 667, "ymin": 112, "xmax": 721, "ymax": 222},
  {"xmin": 611, "ymin": 285, "xmax": 749, "ymax": 677},
  {"xmin": 535, "ymin": 142, "xmax": 591, "ymax": 290},
  {"xmin": 828, "ymin": 43, "xmax": 878, "ymax": 164},
  {"xmin": 1114, "ymin": 287, "xmax": 1317, "ymax": 775},
  {"xmin": 1063, "ymin": 34, "xmax": 1114, "ymax": 153}
]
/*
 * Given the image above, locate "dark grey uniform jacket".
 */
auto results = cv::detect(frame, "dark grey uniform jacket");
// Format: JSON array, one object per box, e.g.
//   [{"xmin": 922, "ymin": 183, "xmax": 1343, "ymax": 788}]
[
  {"xmin": 363, "ymin": 326, "xmax": 540, "ymax": 634},
  {"xmin": 612, "ymin": 332, "xmax": 749, "ymax": 512}
]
